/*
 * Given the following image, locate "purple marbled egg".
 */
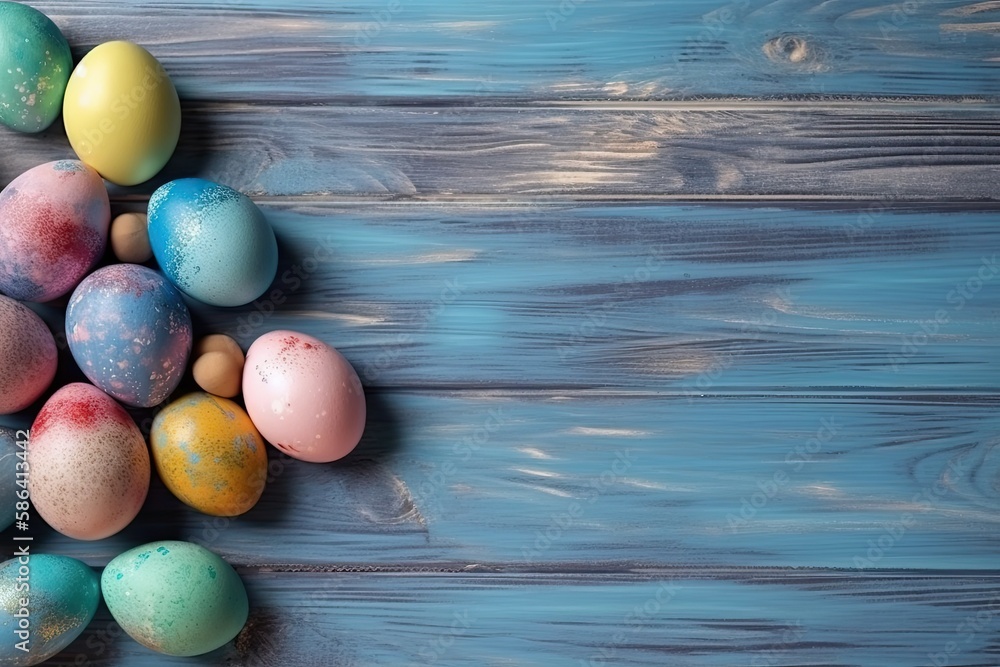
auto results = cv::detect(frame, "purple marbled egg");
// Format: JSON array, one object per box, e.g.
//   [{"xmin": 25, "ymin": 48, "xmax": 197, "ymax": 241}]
[{"xmin": 66, "ymin": 264, "xmax": 192, "ymax": 408}]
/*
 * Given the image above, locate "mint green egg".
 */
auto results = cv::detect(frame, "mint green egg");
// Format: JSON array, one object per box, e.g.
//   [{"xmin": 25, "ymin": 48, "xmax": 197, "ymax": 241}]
[
  {"xmin": 0, "ymin": 554, "xmax": 100, "ymax": 666},
  {"xmin": 0, "ymin": 2, "xmax": 72, "ymax": 133},
  {"xmin": 101, "ymin": 541, "xmax": 248, "ymax": 657}
]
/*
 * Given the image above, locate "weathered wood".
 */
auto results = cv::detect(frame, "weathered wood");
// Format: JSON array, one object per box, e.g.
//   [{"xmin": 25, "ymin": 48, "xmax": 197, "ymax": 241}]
[
  {"xmin": 25, "ymin": 0, "xmax": 1000, "ymax": 102},
  {"xmin": 6, "ymin": 391, "xmax": 1000, "ymax": 570},
  {"xmin": 171, "ymin": 201, "xmax": 1000, "ymax": 391},
  {"xmin": 3, "ymin": 105, "xmax": 1000, "ymax": 199},
  {"xmin": 45, "ymin": 569, "xmax": 1000, "ymax": 666}
]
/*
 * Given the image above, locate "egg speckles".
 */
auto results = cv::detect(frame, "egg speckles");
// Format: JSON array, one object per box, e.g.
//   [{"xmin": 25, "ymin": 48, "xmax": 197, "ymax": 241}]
[
  {"xmin": 0, "ymin": 554, "xmax": 100, "ymax": 666},
  {"xmin": 28, "ymin": 383, "xmax": 149, "ymax": 540},
  {"xmin": 66, "ymin": 264, "xmax": 192, "ymax": 408},
  {"xmin": 243, "ymin": 330, "xmax": 366, "ymax": 463},
  {"xmin": 152, "ymin": 393, "xmax": 268, "ymax": 517},
  {"xmin": 148, "ymin": 178, "xmax": 279, "ymax": 307},
  {"xmin": 0, "ymin": 160, "xmax": 110, "ymax": 302},
  {"xmin": 0, "ymin": 295, "xmax": 57, "ymax": 414},
  {"xmin": 102, "ymin": 541, "xmax": 249, "ymax": 657},
  {"xmin": 0, "ymin": 2, "xmax": 72, "ymax": 133}
]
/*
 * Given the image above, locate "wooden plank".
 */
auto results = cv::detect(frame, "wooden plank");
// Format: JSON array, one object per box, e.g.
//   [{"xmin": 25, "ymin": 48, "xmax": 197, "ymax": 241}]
[
  {"xmin": 25, "ymin": 0, "xmax": 1000, "ymax": 101},
  {"xmin": 45, "ymin": 569, "xmax": 1000, "ymax": 666},
  {"xmin": 3, "ymin": 105, "xmax": 1000, "ymax": 199},
  {"xmin": 7, "ymin": 391, "xmax": 1000, "ymax": 569},
  {"xmin": 178, "ymin": 201, "xmax": 996, "ymax": 391}
]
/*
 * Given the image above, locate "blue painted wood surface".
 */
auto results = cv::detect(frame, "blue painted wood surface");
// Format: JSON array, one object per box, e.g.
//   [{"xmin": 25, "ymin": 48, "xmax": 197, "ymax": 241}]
[{"xmin": 0, "ymin": 0, "xmax": 999, "ymax": 665}]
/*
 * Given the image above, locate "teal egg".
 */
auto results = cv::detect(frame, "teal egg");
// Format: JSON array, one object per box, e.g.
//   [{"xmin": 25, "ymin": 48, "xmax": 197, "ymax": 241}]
[
  {"xmin": 0, "ymin": 2, "xmax": 72, "ymax": 133},
  {"xmin": 147, "ymin": 178, "xmax": 279, "ymax": 307},
  {"xmin": 0, "ymin": 554, "xmax": 100, "ymax": 666},
  {"xmin": 101, "ymin": 541, "xmax": 248, "ymax": 656}
]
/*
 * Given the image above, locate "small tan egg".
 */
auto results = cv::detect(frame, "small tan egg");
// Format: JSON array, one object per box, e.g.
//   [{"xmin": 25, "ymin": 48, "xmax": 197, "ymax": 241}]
[
  {"xmin": 195, "ymin": 334, "xmax": 244, "ymax": 360},
  {"xmin": 193, "ymin": 351, "xmax": 243, "ymax": 398},
  {"xmin": 110, "ymin": 212, "xmax": 152, "ymax": 263}
]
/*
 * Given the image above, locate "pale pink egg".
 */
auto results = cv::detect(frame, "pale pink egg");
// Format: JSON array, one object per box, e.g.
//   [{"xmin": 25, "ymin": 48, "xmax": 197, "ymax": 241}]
[
  {"xmin": 243, "ymin": 331, "xmax": 366, "ymax": 463},
  {"xmin": 0, "ymin": 295, "xmax": 57, "ymax": 414},
  {"xmin": 28, "ymin": 383, "xmax": 150, "ymax": 540}
]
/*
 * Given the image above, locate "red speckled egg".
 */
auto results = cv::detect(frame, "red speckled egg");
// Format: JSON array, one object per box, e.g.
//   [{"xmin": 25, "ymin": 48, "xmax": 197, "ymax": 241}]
[
  {"xmin": 28, "ymin": 383, "xmax": 150, "ymax": 540},
  {"xmin": 0, "ymin": 160, "xmax": 110, "ymax": 302},
  {"xmin": 243, "ymin": 330, "xmax": 366, "ymax": 463},
  {"xmin": 0, "ymin": 294, "xmax": 57, "ymax": 414}
]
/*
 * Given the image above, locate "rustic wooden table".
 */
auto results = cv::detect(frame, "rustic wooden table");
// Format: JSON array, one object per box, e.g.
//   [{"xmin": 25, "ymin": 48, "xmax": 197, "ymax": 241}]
[{"xmin": 2, "ymin": 0, "xmax": 999, "ymax": 665}]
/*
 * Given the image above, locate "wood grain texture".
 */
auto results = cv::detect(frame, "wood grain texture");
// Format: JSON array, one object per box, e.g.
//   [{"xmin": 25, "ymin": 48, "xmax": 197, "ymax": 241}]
[
  {"xmin": 3, "ymin": 105, "xmax": 1000, "ymax": 199},
  {"xmin": 25, "ymin": 0, "xmax": 1000, "ymax": 101},
  {"xmin": 2, "ymin": 0, "xmax": 999, "ymax": 665},
  {"xmin": 5, "ymin": 391, "xmax": 1000, "ymax": 570},
  {"xmin": 43, "ymin": 570, "xmax": 1000, "ymax": 666},
  {"xmin": 179, "ymin": 201, "xmax": 999, "ymax": 392}
]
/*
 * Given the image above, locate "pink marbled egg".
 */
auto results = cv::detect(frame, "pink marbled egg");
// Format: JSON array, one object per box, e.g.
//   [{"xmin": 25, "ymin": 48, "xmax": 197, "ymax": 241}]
[
  {"xmin": 243, "ymin": 331, "xmax": 366, "ymax": 463},
  {"xmin": 0, "ymin": 160, "xmax": 110, "ymax": 302},
  {"xmin": 0, "ymin": 294, "xmax": 57, "ymax": 414},
  {"xmin": 28, "ymin": 383, "xmax": 150, "ymax": 540}
]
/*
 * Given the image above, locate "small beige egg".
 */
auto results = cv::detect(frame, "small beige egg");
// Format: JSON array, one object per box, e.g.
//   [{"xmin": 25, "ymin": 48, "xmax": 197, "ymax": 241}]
[
  {"xmin": 110, "ymin": 213, "xmax": 152, "ymax": 263},
  {"xmin": 193, "ymin": 351, "xmax": 243, "ymax": 398},
  {"xmin": 192, "ymin": 335, "xmax": 245, "ymax": 398},
  {"xmin": 195, "ymin": 334, "xmax": 244, "ymax": 360}
]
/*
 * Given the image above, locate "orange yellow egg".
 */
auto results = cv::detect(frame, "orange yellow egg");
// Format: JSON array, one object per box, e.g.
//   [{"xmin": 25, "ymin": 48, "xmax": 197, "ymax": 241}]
[{"xmin": 151, "ymin": 393, "xmax": 267, "ymax": 517}]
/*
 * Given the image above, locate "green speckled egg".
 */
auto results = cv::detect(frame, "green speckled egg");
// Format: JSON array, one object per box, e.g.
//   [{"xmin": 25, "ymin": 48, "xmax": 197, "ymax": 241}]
[
  {"xmin": 101, "ymin": 541, "xmax": 248, "ymax": 657},
  {"xmin": 0, "ymin": 2, "xmax": 72, "ymax": 133},
  {"xmin": 0, "ymin": 554, "xmax": 100, "ymax": 666}
]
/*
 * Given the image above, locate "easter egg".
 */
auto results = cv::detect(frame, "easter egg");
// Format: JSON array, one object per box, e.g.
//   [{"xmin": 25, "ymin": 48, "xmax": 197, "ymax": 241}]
[
  {"xmin": 0, "ymin": 554, "xmax": 100, "ymax": 666},
  {"xmin": 192, "ymin": 334, "xmax": 244, "ymax": 398},
  {"xmin": 0, "ymin": 295, "xmax": 57, "ymax": 414},
  {"xmin": 148, "ymin": 178, "xmax": 278, "ymax": 307},
  {"xmin": 0, "ymin": 427, "xmax": 22, "ymax": 531},
  {"xmin": 0, "ymin": 2, "xmax": 72, "ymax": 133},
  {"xmin": 151, "ymin": 393, "xmax": 268, "ymax": 517},
  {"xmin": 28, "ymin": 383, "xmax": 149, "ymax": 540},
  {"xmin": 66, "ymin": 264, "xmax": 192, "ymax": 408},
  {"xmin": 63, "ymin": 41, "xmax": 181, "ymax": 186},
  {"xmin": 102, "ymin": 541, "xmax": 249, "ymax": 656},
  {"xmin": 243, "ymin": 330, "xmax": 366, "ymax": 463},
  {"xmin": 110, "ymin": 212, "xmax": 152, "ymax": 263},
  {"xmin": 0, "ymin": 160, "xmax": 110, "ymax": 302}
]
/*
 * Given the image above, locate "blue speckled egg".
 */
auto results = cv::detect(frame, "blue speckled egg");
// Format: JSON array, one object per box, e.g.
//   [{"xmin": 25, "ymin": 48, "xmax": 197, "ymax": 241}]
[
  {"xmin": 66, "ymin": 264, "xmax": 193, "ymax": 408},
  {"xmin": 0, "ymin": 554, "xmax": 100, "ymax": 666},
  {"xmin": 147, "ymin": 179, "xmax": 278, "ymax": 307},
  {"xmin": 0, "ymin": 2, "xmax": 72, "ymax": 133},
  {"xmin": 0, "ymin": 427, "xmax": 22, "ymax": 531}
]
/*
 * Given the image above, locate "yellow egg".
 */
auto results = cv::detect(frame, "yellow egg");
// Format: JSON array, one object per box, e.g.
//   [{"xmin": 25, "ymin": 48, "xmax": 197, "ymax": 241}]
[
  {"xmin": 151, "ymin": 393, "xmax": 267, "ymax": 517},
  {"xmin": 63, "ymin": 41, "xmax": 181, "ymax": 186}
]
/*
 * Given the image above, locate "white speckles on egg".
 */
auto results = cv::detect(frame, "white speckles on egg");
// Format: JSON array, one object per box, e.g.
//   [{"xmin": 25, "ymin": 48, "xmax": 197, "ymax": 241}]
[
  {"xmin": 0, "ymin": 294, "xmax": 57, "ymax": 414},
  {"xmin": 242, "ymin": 330, "xmax": 366, "ymax": 463}
]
